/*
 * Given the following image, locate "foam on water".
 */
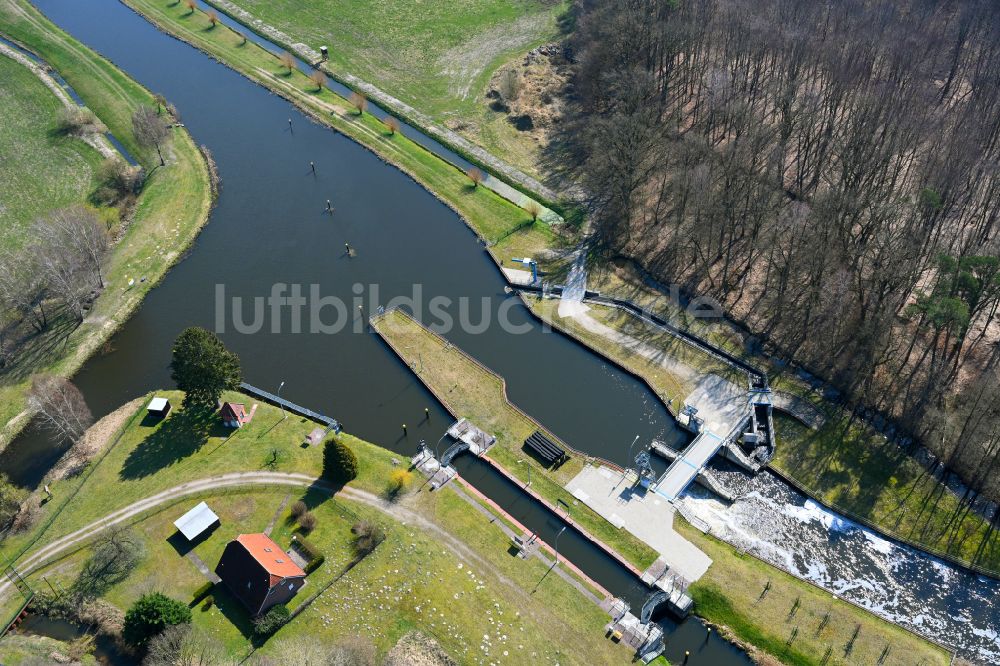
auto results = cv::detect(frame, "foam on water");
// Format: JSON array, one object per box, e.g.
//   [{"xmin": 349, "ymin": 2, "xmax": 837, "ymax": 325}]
[{"xmin": 679, "ymin": 464, "xmax": 1000, "ymax": 662}]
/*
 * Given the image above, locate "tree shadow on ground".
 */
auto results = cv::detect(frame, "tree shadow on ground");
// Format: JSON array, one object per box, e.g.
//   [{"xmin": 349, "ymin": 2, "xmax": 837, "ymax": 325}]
[{"xmin": 119, "ymin": 405, "xmax": 228, "ymax": 480}]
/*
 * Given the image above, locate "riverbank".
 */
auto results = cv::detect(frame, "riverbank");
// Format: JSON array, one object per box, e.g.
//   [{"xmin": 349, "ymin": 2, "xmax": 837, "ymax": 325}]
[
  {"xmin": 673, "ymin": 515, "xmax": 951, "ymax": 666},
  {"xmin": 119, "ymin": 0, "xmax": 560, "ymax": 233},
  {"xmin": 522, "ymin": 259, "xmax": 1000, "ymax": 578},
  {"xmin": 370, "ymin": 307, "xmax": 660, "ymax": 571},
  {"xmin": 0, "ymin": 394, "xmax": 635, "ymax": 664},
  {"xmin": 0, "ymin": 0, "xmax": 213, "ymax": 453}
]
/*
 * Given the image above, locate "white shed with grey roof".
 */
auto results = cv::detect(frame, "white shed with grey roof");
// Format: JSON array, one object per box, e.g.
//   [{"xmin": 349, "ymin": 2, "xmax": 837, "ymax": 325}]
[{"xmin": 173, "ymin": 501, "xmax": 220, "ymax": 540}]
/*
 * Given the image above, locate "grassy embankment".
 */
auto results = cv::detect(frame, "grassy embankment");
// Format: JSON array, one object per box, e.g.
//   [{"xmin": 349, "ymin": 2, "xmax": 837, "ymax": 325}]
[
  {"xmin": 371, "ymin": 308, "xmax": 659, "ymax": 571},
  {"xmin": 218, "ymin": 0, "xmax": 568, "ymax": 176},
  {"xmin": 123, "ymin": 0, "xmax": 557, "ymax": 238},
  {"xmin": 674, "ymin": 516, "xmax": 951, "ymax": 666},
  {"xmin": 0, "ymin": 55, "xmax": 103, "ymax": 250},
  {"xmin": 0, "ymin": 0, "xmax": 212, "ymax": 451},
  {"xmin": 0, "ymin": 394, "xmax": 632, "ymax": 664}
]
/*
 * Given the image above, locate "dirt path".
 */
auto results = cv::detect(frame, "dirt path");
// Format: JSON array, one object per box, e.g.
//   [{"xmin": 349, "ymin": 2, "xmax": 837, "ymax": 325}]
[
  {"xmin": 0, "ymin": 472, "xmax": 524, "ymax": 603},
  {"xmin": 0, "ymin": 39, "xmax": 118, "ymax": 160}
]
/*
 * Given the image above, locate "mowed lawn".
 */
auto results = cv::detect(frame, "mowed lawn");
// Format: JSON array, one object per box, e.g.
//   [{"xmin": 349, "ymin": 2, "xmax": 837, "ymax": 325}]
[
  {"xmin": 227, "ymin": 0, "xmax": 565, "ymax": 119},
  {"xmin": 371, "ymin": 308, "xmax": 660, "ymax": 570},
  {"xmin": 2, "ymin": 394, "xmax": 633, "ymax": 664},
  {"xmin": 0, "ymin": 54, "xmax": 102, "ymax": 251}
]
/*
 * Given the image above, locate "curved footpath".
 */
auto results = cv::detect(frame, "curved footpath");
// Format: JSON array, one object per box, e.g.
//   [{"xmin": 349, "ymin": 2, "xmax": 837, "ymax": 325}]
[{"xmin": 0, "ymin": 472, "xmax": 586, "ymax": 607}]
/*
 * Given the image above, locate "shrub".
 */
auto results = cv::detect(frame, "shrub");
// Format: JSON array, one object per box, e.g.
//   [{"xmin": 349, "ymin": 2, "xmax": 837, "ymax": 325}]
[
  {"xmin": 201, "ymin": 595, "xmax": 214, "ymax": 610},
  {"xmin": 184, "ymin": 0, "xmax": 196, "ymax": 14},
  {"xmin": 191, "ymin": 581, "xmax": 214, "ymax": 603},
  {"xmin": 56, "ymin": 107, "xmax": 105, "ymax": 135},
  {"xmin": 351, "ymin": 520, "xmax": 385, "ymax": 557},
  {"xmin": 524, "ymin": 201, "xmax": 542, "ymax": 221},
  {"xmin": 298, "ymin": 511, "xmax": 317, "ymax": 532},
  {"xmin": 385, "ymin": 469, "xmax": 412, "ymax": 502},
  {"xmin": 122, "ymin": 592, "xmax": 191, "ymax": 648},
  {"xmin": 206, "ymin": 10, "xmax": 219, "ymax": 27},
  {"xmin": 290, "ymin": 500, "xmax": 307, "ymax": 519},
  {"xmin": 96, "ymin": 157, "xmax": 144, "ymax": 204},
  {"xmin": 292, "ymin": 534, "xmax": 323, "ymax": 561},
  {"xmin": 253, "ymin": 604, "xmax": 290, "ymax": 636},
  {"xmin": 278, "ymin": 51, "xmax": 295, "ymax": 74},
  {"xmin": 322, "ymin": 438, "xmax": 358, "ymax": 484},
  {"xmin": 304, "ymin": 554, "xmax": 325, "ymax": 574}
]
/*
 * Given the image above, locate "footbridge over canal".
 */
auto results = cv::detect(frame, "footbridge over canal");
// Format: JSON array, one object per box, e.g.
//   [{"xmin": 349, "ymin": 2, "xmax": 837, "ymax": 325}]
[{"xmin": 649, "ymin": 376, "xmax": 775, "ymax": 501}]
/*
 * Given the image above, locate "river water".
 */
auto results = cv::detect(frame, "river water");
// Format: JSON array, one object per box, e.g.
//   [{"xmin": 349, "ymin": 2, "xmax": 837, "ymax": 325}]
[
  {"xmin": 1, "ymin": 0, "xmax": 753, "ymax": 662},
  {"xmin": 5, "ymin": 0, "xmax": 994, "ymax": 663},
  {"xmin": 680, "ymin": 460, "xmax": 1000, "ymax": 662}
]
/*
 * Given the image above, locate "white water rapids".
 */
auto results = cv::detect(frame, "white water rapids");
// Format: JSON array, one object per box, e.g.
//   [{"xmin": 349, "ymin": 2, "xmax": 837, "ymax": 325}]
[{"xmin": 679, "ymin": 463, "xmax": 1000, "ymax": 663}]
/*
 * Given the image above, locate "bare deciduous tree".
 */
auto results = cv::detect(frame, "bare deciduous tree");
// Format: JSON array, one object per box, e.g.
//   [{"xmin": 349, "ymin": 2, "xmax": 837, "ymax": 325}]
[
  {"xmin": 466, "ymin": 167, "xmax": 484, "ymax": 189},
  {"xmin": 0, "ymin": 248, "xmax": 47, "ymax": 332},
  {"xmin": 278, "ymin": 50, "xmax": 295, "ymax": 74},
  {"xmin": 382, "ymin": 115, "xmax": 400, "ymax": 136},
  {"xmin": 132, "ymin": 104, "xmax": 170, "ymax": 166},
  {"xmin": 28, "ymin": 375, "xmax": 93, "ymax": 444},
  {"xmin": 348, "ymin": 91, "xmax": 367, "ymax": 115},
  {"xmin": 524, "ymin": 200, "xmax": 542, "ymax": 221},
  {"xmin": 309, "ymin": 69, "xmax": 326, "ymax": 91}
]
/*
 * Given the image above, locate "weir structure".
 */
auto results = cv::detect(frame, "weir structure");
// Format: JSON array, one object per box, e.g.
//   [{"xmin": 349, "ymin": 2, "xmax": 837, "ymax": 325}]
[{"xmin": 650, "ymin": 378, "xmax": 775, "ymax": 501}]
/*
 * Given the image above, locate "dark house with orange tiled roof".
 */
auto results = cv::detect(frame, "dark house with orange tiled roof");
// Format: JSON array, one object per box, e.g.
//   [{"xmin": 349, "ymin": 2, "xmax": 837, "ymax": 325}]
[{"xmin": 215, "ymin": 533, "xmax": 306, "ymax": 616}]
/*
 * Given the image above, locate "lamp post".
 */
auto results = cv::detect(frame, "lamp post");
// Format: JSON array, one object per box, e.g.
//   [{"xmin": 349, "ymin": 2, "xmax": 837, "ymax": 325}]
[
  {"xmin": 517, "ymin": 459, "xmax": 531, "ymax": 487},
  {"xmin": 553, "ymin": 526, "xmax": 567, "ymax": 565},
  {"xmin": 276, "ymin": 381, "xmax": 286, "ymax": 420}
]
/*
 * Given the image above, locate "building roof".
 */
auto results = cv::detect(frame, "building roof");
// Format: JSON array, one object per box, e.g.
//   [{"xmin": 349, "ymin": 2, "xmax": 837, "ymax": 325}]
[
  {"xmin": 173, "ymin": 501, "xmax": 219, "ymax": 540},
  {"xmin": 236, "ymin": 533, "xmax": 305, "ymax": 581},
  {"xmin": 220, "ymin": 402, "xmax": 246, "ymax": 419},
  {"xmin": 147, "ymin": 396, "xmax": 170, "ymax": 412},
  {"xmin": 215, "ymin": 533, "xmax": 306, "ymax": 614}
]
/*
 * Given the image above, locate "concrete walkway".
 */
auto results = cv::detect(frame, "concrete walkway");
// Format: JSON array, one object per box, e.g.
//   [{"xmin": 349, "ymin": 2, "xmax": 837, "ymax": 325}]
[
  {"xmin": 185, "ymin": 551, "xmax": 221, "ymax": 584},
  {"xmin": 565, "ymin": 465, "xmax": 712, "ymax": 584}
]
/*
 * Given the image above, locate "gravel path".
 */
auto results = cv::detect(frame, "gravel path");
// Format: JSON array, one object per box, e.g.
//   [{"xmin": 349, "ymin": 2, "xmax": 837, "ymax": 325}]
[{"xmin": 0, "ymin": 472, "xmax": 528, "ymax": 604}]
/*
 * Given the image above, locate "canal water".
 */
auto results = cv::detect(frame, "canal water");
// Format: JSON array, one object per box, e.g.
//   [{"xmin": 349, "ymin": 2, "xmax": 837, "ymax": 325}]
[
  {"xmin": 1, "ymin": 0, "xmax": 684, "ymax": 488},
  {"xmin": 12, "ymin": 614, "xmax": 130, "ymax": 665},
  {"xmin": 2, "ymin": 0, "xmax": 749, "ymax": 662}
]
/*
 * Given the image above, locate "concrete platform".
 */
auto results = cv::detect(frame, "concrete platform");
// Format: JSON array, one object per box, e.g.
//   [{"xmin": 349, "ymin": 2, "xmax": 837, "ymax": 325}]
[
  {"xmin": 685, "ymin": 374, "xmax": 748, "ymax": 435},
  {"xmin": 501, "ymin": 267, "xmax": 536, "ymax": 286},
  {"xmin": 565, "ymin": 464, "xmax": 712, "ymax": 583}
]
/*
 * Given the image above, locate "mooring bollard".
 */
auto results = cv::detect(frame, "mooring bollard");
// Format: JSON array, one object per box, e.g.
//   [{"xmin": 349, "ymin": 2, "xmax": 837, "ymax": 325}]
[
  {"xmin": 326, "ymin": 199, "xmax": 332, "ymax": 212},
  {"xmin": 345, "ymin": 242, "xmax": 351, "ymax": 254},
  {"xmin": 310, "ymin": 161, "xmax": 315, "ymax": 173}
]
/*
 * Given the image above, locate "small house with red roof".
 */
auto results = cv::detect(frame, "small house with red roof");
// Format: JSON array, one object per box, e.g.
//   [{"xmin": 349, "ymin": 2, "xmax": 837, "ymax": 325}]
[
  {"xmin": 215, "ymin": 533, "xmax": 305, "ymax": 615},
  {"xmin": 220, "ymin": 402, "xmax": 256, "ymax": 428}
]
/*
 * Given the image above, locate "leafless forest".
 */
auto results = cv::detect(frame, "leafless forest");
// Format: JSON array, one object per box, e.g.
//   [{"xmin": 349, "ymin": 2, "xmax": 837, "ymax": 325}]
[{"xmin": 555, "ymin": 0, "xmax": 1000, "ymax": 499}]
